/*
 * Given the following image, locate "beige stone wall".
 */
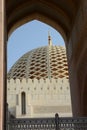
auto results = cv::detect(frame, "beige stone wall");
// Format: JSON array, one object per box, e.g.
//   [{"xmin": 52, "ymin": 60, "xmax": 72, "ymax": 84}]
[
  {"xmin": 67, "ymin": 0, "xmax": 87, "ymax": 116},
  {"xmin": 7, "ymin": 78, "xmax": 72, "ymax": 118}
]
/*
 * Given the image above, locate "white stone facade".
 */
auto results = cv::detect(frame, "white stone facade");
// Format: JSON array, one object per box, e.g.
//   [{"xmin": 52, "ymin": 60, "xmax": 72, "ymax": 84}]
[{"xmin": 7, "ymin": 78, "xmax": 72, "ymax": 118}]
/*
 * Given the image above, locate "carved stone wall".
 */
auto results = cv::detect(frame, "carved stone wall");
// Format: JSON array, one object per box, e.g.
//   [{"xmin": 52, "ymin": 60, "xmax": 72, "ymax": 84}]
[{"xmin": 7, "ymin": 78, "xmax": 72, "ymax": 118}]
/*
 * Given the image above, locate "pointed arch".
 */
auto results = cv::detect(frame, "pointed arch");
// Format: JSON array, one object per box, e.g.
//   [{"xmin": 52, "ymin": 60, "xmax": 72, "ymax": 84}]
[{"xmin": 7, "ymin": 0, "xmax": 79, "ymax": 42}]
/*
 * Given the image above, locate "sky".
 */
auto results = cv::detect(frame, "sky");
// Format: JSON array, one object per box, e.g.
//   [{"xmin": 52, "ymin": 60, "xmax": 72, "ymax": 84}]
[{"xmin": 7, "ymin": 20, "xmax": 65, "ymax": 72}]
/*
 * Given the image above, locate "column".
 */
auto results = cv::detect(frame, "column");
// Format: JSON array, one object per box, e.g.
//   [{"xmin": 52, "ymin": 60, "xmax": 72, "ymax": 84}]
[{"xmin": 0, "ymin": 0, "xmax": 7, "ymax": 129}]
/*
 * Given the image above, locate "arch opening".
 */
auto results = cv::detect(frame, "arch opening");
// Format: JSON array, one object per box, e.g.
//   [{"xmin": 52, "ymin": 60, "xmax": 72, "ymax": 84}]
[
  {"xmin": 8, "ymin": 17, "xmax": 67, "ymax": 42},
  {"xmin": 7, "ymin": 0, "xmax": 79, "ymax": 43},
  {"xmin": 7, "ymin": 20, "xmax": 72, "ymax": 118},
  {"xmin": 7, "ymin": 20, "xmax": 65, "ymax": 71}
]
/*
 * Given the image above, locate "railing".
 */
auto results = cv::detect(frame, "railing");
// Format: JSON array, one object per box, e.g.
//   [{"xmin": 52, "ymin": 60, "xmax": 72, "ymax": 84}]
[{"xmin": 7, "ymin": 113, "xmax": 87, "ymax": 130}]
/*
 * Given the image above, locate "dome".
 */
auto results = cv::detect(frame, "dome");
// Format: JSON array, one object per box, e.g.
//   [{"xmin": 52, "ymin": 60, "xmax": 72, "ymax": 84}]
[{"xmin": 7, "ymin": 45, "xmax": 69, "ymax": 80}]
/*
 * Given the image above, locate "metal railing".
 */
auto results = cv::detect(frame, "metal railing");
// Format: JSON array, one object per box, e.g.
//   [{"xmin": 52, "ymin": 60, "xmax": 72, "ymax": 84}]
[{"xmin": 7, "ymin": 113, "xmax": 87, "ymax": 130}]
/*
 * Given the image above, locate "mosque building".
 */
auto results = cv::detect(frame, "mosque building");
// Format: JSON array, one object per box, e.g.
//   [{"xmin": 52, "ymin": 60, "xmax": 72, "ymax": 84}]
[{"xmin": 7, "ymin": 35, "xmax": 72, "ymax": 118}]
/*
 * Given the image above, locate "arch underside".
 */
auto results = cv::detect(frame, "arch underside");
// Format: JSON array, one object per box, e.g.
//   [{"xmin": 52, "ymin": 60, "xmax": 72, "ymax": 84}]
[{"xmin": 6, "ymin": 0, "xmax": 80, "ymax": 41}]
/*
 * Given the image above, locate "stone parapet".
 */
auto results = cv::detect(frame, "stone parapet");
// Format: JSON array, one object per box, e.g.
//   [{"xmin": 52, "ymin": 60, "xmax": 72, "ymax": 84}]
[{"xmin": 7, "ymin": 78, "xmax": 72, "ymax": 118}]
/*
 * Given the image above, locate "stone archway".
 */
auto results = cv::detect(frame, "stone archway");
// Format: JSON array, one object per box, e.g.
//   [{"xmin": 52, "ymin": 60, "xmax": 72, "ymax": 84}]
[
  {"xmin": 6, "ymin": 0, "xmax": 81, "ymax": 118},
  {"xmin": 1, "ymin": 0, "xmax": 87, "ymax": 129},
  {"xmin": 6, "ymin": 0, "xmax": 79, "ymax": 40}
]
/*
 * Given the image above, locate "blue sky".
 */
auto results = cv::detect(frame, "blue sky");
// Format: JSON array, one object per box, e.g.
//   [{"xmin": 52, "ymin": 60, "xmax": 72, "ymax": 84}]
[{"xmin": 7, "ymin": 20, "xmax": 65, "ymax": 71}]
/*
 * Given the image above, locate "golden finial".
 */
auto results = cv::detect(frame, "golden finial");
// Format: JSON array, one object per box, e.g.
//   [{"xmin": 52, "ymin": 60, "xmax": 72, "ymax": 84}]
[{"xmin": 48, "ymin": 31, "xmax": 52, "ymax": 46}]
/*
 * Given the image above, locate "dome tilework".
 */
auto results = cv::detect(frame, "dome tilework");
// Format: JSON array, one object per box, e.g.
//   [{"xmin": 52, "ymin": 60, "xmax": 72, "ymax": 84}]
[{"xmin": 7, "ymin": 45, "xmax": 69, "ymax": 80}]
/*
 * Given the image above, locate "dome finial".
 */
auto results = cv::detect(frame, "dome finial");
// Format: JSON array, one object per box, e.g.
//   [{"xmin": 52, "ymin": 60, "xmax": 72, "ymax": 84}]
[{"xmin": 48, "ymin": 31, "xmax": 52, "ymax": 46}]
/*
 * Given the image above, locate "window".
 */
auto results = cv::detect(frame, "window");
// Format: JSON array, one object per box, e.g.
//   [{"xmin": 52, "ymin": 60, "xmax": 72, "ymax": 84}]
[
  {"xmin": 21, "ymin": 92, "xmax": 26, "ymax": 114},
  {"xmin": 16, "ymin": 94, "xmax": 19, "ymax": 105}
]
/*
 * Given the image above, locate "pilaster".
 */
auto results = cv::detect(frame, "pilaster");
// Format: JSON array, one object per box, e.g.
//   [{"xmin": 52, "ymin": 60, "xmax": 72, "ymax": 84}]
[{"xmin": 0, "ymin": 0, "xmax": 6, "ymax": 129}]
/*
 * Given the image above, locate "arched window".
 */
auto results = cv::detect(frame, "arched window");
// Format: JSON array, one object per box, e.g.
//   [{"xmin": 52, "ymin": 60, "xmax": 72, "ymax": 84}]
[
  {"xmin": 16, "ymin": 94, "xmax": 19, "ymax": 105},
  {"xmin": 21, "ymin": 92, "xmax": 26, "ymax": 114}
]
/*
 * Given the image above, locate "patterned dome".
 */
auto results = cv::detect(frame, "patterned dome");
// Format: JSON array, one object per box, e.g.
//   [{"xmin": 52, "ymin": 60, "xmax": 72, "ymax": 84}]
[{"xmin": 7, "ymin": 45, "xmax": 69, "ymax": 80}]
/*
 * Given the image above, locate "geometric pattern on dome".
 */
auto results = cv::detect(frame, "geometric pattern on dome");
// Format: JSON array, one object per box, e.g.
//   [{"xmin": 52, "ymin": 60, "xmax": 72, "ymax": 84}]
[{"xmin": 7, "ymin": 45, "xmax": 69, "ymax": 80}]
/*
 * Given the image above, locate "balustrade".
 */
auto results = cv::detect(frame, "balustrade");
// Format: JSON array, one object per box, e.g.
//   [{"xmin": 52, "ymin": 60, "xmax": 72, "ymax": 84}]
[{"xmin": 7, "ymin": 114, "xmax": 87, "ymax": 130}]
